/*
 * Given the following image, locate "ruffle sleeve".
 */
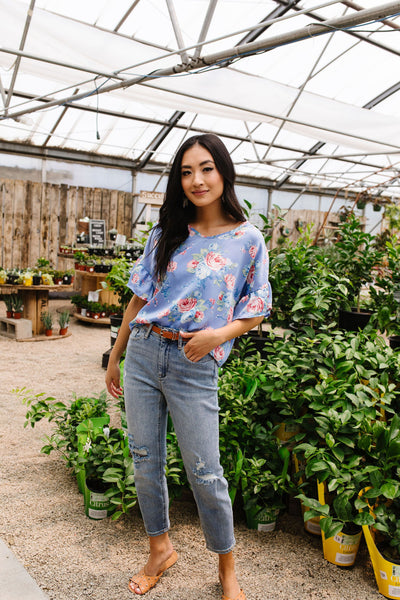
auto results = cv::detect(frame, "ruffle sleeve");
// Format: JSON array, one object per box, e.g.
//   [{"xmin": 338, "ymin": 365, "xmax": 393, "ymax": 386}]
[
  {"xmin": 126, "ymin": 228, "xmax": 158, "ymax": 301},
  {"xmin": 233, "ymin": 231, "xmax": 272, "ymax": 320}
]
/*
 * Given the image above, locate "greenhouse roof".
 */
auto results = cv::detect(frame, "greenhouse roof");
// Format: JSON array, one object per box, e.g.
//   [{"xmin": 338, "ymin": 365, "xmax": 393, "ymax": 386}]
[{"xmin": 1, "ymin": 0, "xmax": 400, "ymax": 197}]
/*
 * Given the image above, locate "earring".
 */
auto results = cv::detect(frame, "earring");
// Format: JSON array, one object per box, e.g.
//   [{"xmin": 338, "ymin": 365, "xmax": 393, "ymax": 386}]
[{"xmin": 183, "ymin": 196, "xmax": 188, "ymax": 208}]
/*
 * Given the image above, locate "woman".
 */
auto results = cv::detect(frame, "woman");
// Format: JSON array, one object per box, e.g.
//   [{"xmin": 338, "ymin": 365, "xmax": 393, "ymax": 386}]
[{"xmin": 106, "ymin": 133, "xmax": 272, "ymax": 600}]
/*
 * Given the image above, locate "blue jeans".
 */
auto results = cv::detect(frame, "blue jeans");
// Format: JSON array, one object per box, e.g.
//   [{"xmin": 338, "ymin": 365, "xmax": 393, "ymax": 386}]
[{"xmin": 123, "ymin": 324, "xmax": 235, "ymax": 554}]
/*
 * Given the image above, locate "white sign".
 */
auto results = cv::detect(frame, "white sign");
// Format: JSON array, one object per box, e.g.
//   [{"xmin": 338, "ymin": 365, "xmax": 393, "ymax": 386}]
[{"xmin": 139, "ymin": 190, "xmax": 165, "ymax": 206}]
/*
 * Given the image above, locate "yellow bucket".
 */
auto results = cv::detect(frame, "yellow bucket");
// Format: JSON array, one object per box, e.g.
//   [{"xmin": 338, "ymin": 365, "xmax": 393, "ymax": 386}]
[
  {"xmin": 294, "ymin": 453, "xmax": 321, "ymax": 536},
  {"xmin": 359, "ymin": 488, "xmax": 400, "ymax": 598},
  {"xmin": 318, "ymin": 482, "xmax": 361, "ymax": 566},
  {"xmin": 275, "ymin": 422, "xmax": 301, "ymax": 443},
  {"xmin": 362, "ymin": 522, "xmax": 400, "ymax": 598}
]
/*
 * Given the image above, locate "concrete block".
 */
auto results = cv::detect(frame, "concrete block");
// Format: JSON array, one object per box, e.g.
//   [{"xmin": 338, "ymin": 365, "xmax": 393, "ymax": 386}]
[{"xmin": 0, "ymin": 317, "xmax": 32, "ymax": 340}]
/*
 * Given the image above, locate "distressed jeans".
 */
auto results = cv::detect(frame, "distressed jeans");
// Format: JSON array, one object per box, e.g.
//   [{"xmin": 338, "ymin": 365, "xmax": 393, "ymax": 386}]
[{"xmin": 123, "ymin": 324, "xmax": 235, "ymax": 554}]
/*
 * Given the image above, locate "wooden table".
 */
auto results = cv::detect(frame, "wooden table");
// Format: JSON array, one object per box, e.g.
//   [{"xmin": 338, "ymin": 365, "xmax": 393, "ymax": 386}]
[{"xmin": 0, "ymin": 283, "xmax": 73, "ymax": 335}]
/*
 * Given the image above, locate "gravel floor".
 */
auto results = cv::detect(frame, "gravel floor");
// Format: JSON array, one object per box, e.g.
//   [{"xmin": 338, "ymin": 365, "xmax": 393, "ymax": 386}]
[{"xmin": 0, "ymin": 299, "xmax": 382, "ymax": 600}]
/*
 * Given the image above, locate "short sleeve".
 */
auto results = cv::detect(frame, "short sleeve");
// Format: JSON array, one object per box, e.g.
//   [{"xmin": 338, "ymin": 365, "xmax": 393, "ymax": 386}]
[
  {"xmin": 127, "ymin": 228, "xmax": 158, "ymax": 301},
  {"xmin": 233, "ymin": 235, "xmax": 272, "ymax": 320}
]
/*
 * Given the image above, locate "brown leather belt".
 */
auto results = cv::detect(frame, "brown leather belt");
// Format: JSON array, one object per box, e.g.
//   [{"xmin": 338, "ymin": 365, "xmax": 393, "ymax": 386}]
[{"xmin": 151, "ymin": 324, "xmax": 180, "ymax": 341}]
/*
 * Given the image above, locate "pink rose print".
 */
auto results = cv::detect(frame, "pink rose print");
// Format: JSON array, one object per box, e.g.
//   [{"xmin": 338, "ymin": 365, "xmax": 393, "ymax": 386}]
[
  {"xmin": 218, "ymin": 292, "xmax": 224, "ymax": 301},
  {"xmin": 131, "ymin": 273, "xmax": 139, "ymax": 284},
  {"xmin": 210, "ymin": 298, "xmax": 216, "ymax": 306},
  {"xmin": 224, "ymin": 274, "xmax": 236, "ymax": 290},
  {"xmin": 187, "ymin": 259, "xmax": 199, "ymax": 270},
  {"xmin": 213, "ymin": 346, "xmax": 225, "ymax": 362},
  {"xmin": 167, "ymin": 260, "xmax": 177, "ymax": 272},
  {"xmin": 205, "ymin": 252, "xmax": 227, "ymax": 271},
  {"xmin": 136, "ymin": 316, "xmax": 148, "ymax": 324},
  {"xmin": 234, "ymin": 230, "xmax": 245, "ymax": 237},
  {"xmin": 246, "ymin": 297, "xmax": 265, "ymax": 314},
  {"xmin": 177, "ymin": 297, "xmax": 197, "ymax": 312},
  {"xmin": 249, "ymin": 245, "xmax": 257, "ymax": 259},
  {"xmin": 157, "ymin": 308, "xmax": 170, "ymax": 318},
  {"xmin": 194, "ymin": 310, "xmax": 204, "ymax": 322},
  {"xmin": 247, "ymin": 265, "xmax": 255, "ymax": 284},
  {"xmin": 227, "ymin": 307, "xmax": 234, "ymax": 323}
]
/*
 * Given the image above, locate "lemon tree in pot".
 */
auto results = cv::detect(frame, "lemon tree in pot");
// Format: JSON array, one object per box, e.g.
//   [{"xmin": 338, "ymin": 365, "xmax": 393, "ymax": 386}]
[
  {"xmin": 326, "ymin": 214, "xmax": 383, "ymax": 330},
  {"xmin": 241, "ymin": 444, "xmax": 291, "ymax": 532},
  {"xmin": 71, "ymin": 424, "xmax": 137, "ymax": 520}
]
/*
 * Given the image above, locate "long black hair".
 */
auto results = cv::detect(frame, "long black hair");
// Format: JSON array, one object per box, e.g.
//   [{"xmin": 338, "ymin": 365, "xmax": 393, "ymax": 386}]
[{"xmin": 155, "ymin": 133, "xmax": 245, "ymax": 279}]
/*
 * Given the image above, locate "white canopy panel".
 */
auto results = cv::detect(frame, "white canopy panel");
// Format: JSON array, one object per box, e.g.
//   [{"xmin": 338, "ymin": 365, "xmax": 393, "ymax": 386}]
[{"xmin": 1, "ymin": 0, "xmax": 400, "ymax": 195}]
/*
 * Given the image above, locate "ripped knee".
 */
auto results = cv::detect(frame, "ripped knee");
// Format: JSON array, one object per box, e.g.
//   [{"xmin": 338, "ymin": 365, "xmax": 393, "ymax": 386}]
[
  {"xmin": 128, "ymin": 434, "xmax": 149, "ymax": 463},
  {"xmin": 192, "ymin": 458, "xmax": 217, "ymax": 485}
]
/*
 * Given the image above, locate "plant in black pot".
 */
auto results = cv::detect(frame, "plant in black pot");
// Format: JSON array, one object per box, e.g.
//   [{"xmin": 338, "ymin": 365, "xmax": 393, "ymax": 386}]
[{"xmin": 327, "ymin": 213, "xmax": 383, "ymax": 330}]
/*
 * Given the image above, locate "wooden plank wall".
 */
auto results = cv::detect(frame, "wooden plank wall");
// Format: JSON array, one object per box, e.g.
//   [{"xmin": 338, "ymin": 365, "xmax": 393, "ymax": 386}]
[
  {"xmin": 270, "ymin": 209, "xmax": 341, "ymax": 247},
  {"xmin": 0, "ymin": 179, "xmax": 134, "ymax": 269}
]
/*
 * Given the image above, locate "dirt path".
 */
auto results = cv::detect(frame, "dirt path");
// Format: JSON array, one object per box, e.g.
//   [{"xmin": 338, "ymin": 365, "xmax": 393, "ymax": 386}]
[{"xmin": 0, "ymin": 299, "xmax": 381, "ymax": 600}]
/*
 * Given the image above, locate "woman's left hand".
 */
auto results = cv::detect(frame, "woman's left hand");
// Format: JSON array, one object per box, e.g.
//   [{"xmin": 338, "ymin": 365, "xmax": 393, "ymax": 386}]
[{"xmin": 179, "ymin": 329, "xmax": 220, "ymax": 362}]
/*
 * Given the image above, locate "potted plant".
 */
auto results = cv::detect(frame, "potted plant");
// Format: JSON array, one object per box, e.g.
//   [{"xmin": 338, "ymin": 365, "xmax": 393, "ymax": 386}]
[
  {"xmin": 3, "ymin": 294, "xmax": 14, "ymax": 318},
  {"xmin": 41, "ymin": 311, "xmax": 53, "ymax": 335},
  {"xmin": 327, "ymin": 214, "xmax": 383, "ymax": 329},
  {"xmin": 71, "ymin": 424, "xmax": 133, "ymax": 520},
  {"xmin": 19, "ymin": 388, "xmax": 110, "ymax": 467},
  {"xmin": 103, "ymin": 258, "xmax": 134, "ymax": 314},
  {"xmin": 58, "ymin": 311, "xmax": 70, "ymax": 335},
  {"xmin": 241, "ymin": 445, "xmax": 291, "ymax": 531},
  {"xmin": 368, "ymin": 237, "xmax": 400, "ymax": 349},
  {"xmin": 53, "ymin": 270, "xmax": 64, "ymax": 285},
  {"xmin": 11, "ymin": 294, "xmax": 24, "ymax": 319}
]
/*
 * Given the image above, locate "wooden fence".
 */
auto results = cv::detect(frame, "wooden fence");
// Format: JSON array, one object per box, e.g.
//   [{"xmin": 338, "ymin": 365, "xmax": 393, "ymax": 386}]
[{"xmin": 0, "ymin": 179, "xmax": 134, "ymax": 270}]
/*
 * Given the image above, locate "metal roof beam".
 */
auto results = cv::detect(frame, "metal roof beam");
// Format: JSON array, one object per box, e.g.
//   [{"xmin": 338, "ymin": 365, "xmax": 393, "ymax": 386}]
[
  {"xmin": 5, "ymin": 0, "xmax": 36, "ymax": 111},
  {"xmin": 273, "ymin": 0, "xmax": 400, "ymax": 57},
  {"xmin": 136, "ymin": 110, "xmax": 185, "ymax": 170},
  {"xmin": 113, "ymin": 0, "xmax": 142, "ymax": 32},
  {"xmin": 193, "ymin": 0, "xmax": 219, "ymax": 60},
  {"xmin": 166, "ymin": 0, "xmax": 190, "ymax": 64},
  {"xmin": 276, "ymin": 79, "xmax": 400, "ymax": 187}
]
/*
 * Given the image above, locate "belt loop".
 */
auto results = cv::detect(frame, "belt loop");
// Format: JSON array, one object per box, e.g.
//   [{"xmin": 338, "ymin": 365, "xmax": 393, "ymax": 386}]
[
  {"xmin": 145, "ymin": 323, "xmax": 152, "ymax": 339},
  {"xmin": 178, "ymin": 331, "xmax": 183, "ymax": 349}
]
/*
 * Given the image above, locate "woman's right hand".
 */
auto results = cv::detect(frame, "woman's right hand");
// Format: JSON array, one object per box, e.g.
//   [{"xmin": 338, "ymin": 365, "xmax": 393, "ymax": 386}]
[{"xmin": 105, "ymin": 359, "xmax": 123, "ymax": 399}]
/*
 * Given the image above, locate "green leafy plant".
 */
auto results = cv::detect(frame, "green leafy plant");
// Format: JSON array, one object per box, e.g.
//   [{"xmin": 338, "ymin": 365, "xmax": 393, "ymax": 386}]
[
  {"xmin": 326, "ymin": 213, "xmax": 383, "ymax": 312},
  {"xmin": 18, "ymin": 388, "xmax": 110, "ymax": 468},
  {"xmin": 102, "ymin": 258, "xmax": 134, "ymax": 313}
]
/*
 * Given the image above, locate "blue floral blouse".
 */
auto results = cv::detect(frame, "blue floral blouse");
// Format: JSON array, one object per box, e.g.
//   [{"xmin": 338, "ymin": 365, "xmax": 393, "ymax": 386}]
[{"xmin": 127, "ymin": 221, "xmax": 272, "ymax": 365}]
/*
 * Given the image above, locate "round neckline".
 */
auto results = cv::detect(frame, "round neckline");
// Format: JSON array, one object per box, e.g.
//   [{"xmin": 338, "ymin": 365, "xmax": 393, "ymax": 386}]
[{"xmin": 188, "ymin": 221, "xmax": 248, "ymax": 239}]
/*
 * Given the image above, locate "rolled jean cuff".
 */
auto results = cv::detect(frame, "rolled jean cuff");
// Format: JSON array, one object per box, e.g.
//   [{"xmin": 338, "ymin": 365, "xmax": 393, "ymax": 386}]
[
  {"xmin": 206, "ymin": 539, "xmax": 236, "ymax": 554},
  {"xmin": 146, "ymin": 526, "xmax": 170, "ymax": 537}
]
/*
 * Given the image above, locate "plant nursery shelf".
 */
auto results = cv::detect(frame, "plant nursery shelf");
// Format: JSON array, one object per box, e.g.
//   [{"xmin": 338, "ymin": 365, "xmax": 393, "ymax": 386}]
[
  {"xmin": 0, "ymin": 283, "xmax": 73, "ymax": 335},
  {"xmin": 75, "ymin": 313, "xmax": 110, "ymax": 326}
]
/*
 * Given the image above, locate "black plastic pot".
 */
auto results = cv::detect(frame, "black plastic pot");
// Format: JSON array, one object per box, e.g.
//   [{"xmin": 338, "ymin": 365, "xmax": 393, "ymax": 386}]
[
  {"xmin": 110, "ymin": 314, "xmax": 123, "ymax": 347},
  {"xmin": 389, "ymin": 336, "xmax": 400, "ymax": 350},
  {"xmin": 32, "ymin": 275, "xmax": 42, "ymax": 285},
  {"xmin": 338, "ymin": 308, "xmax": 372, "ymax": 332}
]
